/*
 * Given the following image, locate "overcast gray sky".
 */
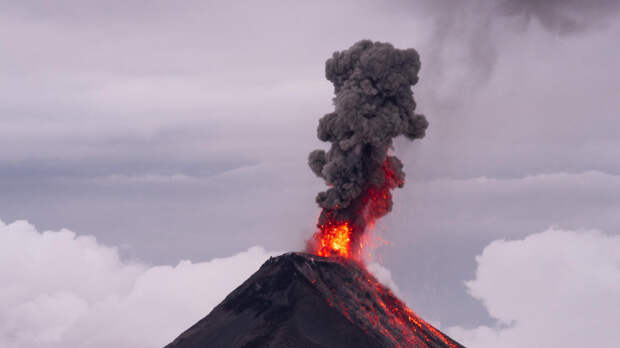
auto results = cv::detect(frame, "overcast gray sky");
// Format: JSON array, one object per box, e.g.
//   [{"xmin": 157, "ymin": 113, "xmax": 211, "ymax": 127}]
[{"xmin": 1, "ymin": 1, "xmax": 620, "ymax": 347}]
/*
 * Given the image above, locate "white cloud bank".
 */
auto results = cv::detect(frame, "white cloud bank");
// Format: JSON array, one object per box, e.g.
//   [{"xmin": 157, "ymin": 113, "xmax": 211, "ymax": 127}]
[
  {"xmin": 0, "ymin": 218, "xmax": 279, "ymax": 348},
  {"xmin": 3, "ymin": 218, "xmax": 619, "ymax": 348},
  {"xmin": 448, "ymin": 228, "xmax": 620, "ymax": 348}
]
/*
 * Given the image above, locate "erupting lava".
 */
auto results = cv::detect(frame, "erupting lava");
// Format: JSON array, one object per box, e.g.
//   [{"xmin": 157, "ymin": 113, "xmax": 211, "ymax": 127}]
[
  {"xmin": 311, "ymin": 157, "xmax": 405, "ymax": 260},
  {"xmin": 316, "ymin": 221, "xmax": 353, "ymax": 258}
]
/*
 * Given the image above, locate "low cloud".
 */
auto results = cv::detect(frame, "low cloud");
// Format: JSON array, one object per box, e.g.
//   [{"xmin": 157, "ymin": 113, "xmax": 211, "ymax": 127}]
[
  {"xmin": 3, "ymin": 218, "xmax": 619, "ymax": 347},
  {"xmin": 448, "ymin": 227, "xmax": 620, "ymax": 348},
  {"xmin": 0, "ymin": 217, "xmax": 407, "ymax": 348},
  {"xmin": 0, "ymin": 218, "xmax": 279, "ymax": 348}
]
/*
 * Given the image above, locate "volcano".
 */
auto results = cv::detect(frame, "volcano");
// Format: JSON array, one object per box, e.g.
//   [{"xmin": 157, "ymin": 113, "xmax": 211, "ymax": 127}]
[{"xmin": 165, "ymin": 253, "xmax": 463, "ymax": 348}]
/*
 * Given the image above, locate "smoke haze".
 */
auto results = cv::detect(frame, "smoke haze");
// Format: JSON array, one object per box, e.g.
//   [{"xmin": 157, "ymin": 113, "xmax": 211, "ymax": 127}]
[{"xmin": 402, "ymin": 0, "xmax": 620, "ymax": 96}]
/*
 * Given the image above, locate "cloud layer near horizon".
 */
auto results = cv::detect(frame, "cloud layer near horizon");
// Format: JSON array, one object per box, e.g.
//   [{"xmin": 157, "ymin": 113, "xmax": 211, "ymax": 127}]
[
  {"xmin": 448, "ymin": 228, "xmax": 620, "ymax": 348},
  {"xmin": 1, "ymin": 218, "xmax": 407, "ymax": 348},
  {"xmin": 0, "ymin": 219, "xmax": 280, "ymax": 348},
  {"xmin": 3, "ymin": 218, "xmax": 618, "ymax": 348}
]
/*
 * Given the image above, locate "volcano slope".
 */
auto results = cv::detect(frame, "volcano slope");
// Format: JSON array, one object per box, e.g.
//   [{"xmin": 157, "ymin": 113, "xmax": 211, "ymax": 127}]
[{"xmin": 165, "ymin": 253, "xmax": 463, "ymax": 348}]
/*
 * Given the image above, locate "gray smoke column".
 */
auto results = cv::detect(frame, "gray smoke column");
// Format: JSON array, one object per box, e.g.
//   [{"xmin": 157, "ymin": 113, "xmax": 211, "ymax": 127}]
[{"xmin": 308, "ymin": 40, "xmax": 428, "ymax": 255}]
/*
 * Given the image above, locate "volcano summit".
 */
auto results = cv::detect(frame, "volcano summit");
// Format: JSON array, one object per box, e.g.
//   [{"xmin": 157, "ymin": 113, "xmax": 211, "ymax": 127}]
[
  {"xmin": 166, "ymin": 41, "xmax": 461, "ymax": 347},
  {"xmin": 165, "ymin": 253, "xmax": 463, "ymax": 348}
]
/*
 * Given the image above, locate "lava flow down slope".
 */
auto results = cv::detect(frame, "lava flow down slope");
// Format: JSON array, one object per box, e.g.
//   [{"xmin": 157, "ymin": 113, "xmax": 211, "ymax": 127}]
[{"xmin": 165, "ymin": 253, "xmax": 463, "ymax": 348}]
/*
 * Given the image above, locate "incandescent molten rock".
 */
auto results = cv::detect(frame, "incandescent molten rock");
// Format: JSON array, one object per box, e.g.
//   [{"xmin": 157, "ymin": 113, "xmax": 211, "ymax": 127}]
[{"xmin": 165, "ymin": 253, "xmax": 463, "ymax": 348}]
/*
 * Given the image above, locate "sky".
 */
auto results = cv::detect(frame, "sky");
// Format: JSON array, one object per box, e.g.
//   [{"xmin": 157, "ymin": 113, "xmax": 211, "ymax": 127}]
[{"xmin": 1, "ymin": 1, "xmax": 619, "ymax": 347}]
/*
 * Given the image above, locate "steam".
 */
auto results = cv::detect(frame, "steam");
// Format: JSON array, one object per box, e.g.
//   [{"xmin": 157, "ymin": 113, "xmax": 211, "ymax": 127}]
[{"xmin": 308, "ymin": 40, "xmax": 427, "ymax": 240}]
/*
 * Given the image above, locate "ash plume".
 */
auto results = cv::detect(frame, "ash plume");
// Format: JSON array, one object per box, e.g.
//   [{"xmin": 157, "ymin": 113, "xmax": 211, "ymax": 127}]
[{"xmin": 308, "ymin": 40, "xmax": 427, "ymax": 247}]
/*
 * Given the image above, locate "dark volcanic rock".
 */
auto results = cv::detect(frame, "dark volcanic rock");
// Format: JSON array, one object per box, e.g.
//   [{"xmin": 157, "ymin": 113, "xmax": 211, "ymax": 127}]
[{"xmin": 165, "ymin": 253, "xmax": 464, "ymax": 348}]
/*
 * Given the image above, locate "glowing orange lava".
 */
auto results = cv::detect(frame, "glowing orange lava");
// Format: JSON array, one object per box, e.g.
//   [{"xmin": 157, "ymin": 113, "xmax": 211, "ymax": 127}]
[
  {"xmin": 310, "ymin": 157, "xmax": 403, "ymax": 261},
  {"xmin": 316, "ymin": 222, "xmax": 352, "ymax": 258},
  {"xmin": 315, "ymin": 257, "xmax": 462, "ymax": 347}
]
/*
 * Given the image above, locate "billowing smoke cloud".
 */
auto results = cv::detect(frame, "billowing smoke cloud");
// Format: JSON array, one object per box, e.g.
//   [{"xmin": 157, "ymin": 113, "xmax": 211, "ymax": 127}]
[{"xmin": 308, "ymin": 40, "xmax": 428, "ymax": 246}]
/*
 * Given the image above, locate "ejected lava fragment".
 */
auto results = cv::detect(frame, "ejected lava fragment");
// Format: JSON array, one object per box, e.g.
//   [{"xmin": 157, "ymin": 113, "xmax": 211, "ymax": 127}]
[{"xmin": 165, "ymin": 253, "xmax": 463, "ymax": 348}]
